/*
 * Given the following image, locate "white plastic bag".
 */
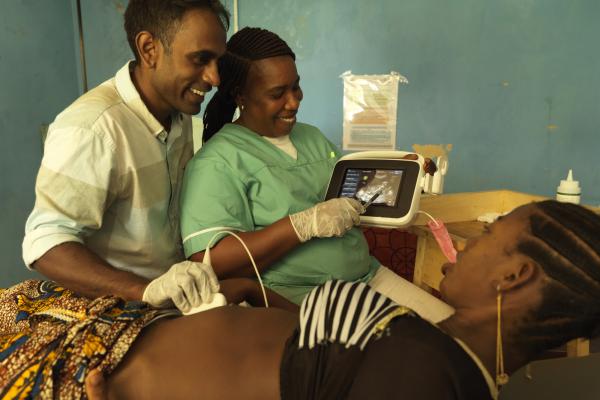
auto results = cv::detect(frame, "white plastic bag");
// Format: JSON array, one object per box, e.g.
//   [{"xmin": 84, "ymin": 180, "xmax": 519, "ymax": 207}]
[{"xmin": 341, "ymin": 71, "xmax": 408, "ymax": 151}]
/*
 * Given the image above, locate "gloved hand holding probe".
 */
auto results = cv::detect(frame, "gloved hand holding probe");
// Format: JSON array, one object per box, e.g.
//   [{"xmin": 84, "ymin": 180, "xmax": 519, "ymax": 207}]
[
  {"xmin": 142, "ymin": 260, "xmax": 220, "ymax": 313},
  {"xmin": 289, "ymin": 197, "xmax": 365, "ymax": 242}
]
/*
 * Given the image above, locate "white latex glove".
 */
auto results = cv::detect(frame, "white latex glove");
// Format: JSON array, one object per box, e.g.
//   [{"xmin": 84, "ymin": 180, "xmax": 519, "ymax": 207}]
[
  {"xmin": 289, "ymin": 197, "xmax": 365, "ymax": 242},
  {"xmin": 142, "ymin": 260, "xmax": 220, "ymax": 313}
]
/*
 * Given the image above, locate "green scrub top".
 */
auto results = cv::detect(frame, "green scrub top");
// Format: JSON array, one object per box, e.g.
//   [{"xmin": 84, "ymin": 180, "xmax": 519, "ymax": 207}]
[{"xmin": 180, "ymin": 122, "xmax": 379, "ymax": 303}]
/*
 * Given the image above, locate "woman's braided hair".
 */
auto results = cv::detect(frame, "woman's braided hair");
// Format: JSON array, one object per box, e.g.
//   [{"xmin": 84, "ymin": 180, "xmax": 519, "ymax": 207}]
[
  {"xmin": 515, "ymin": 200, "xmax": 600, "ymax": 354},
  {"xmin": 202, "ymin": 27, "xmax": 295, "ymax": 142}
]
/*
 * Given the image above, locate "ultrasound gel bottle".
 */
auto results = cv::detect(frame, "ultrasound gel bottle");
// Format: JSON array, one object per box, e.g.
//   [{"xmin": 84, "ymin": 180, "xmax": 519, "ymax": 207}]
[{"xmin": 556, "ymin": 169, "xmax": 581, "ymax": 205}]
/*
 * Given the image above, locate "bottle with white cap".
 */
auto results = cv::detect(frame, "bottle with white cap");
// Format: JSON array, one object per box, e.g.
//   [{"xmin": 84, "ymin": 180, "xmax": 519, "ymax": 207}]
[{"xmin": 556, "ymin": 169, "xmax": 581, "ymax": 204}]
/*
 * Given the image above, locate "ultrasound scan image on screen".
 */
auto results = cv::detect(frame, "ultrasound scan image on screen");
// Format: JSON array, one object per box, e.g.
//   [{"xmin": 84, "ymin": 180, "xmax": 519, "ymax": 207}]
[{"xmin": 339, "ymin": 168, "xmax": 404, "ymax": 207}]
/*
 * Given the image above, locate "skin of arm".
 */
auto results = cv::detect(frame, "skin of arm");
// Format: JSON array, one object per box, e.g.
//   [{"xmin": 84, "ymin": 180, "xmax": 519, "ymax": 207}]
[
  {"xmin": 33, "ymin": 242, "xmax": 149, "ymax": 301},
  {"xmin": 219, "ymin": 278, "xmax": 299, "ymax": 312},
  {"xmin": 189, "ymin": 216, "xmax": 301, "ymax": 279}
]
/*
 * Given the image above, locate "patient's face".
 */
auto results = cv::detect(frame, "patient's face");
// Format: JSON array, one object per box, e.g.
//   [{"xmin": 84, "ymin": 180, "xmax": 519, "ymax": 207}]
[
  {"xmin": 236, "ymin": 56, "xmax": 303, "ymax": 138},
  {"xmin": 439, "ymin": 205, "xmax": 533, "ymax": 309}
]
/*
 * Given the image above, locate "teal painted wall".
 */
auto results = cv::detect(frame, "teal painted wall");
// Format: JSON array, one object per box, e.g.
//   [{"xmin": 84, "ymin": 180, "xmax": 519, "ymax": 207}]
[
  {"xmin": 3, "ymin": 0, "xmax": 599, "ymax": 285},
  {"xmin": 74, "ymin": 0, "xmax": 131, "ymax": 89},
  {"xmin": 237, "ymin": 0, "xmax": 600, "ymax": 205},
  {"xmin": 2, "ymin": 2, "xmax": 600, "ymax": 397},
  {"xmin": 78, "ymin": 0, "xmax": 600, "ymax": 204},
  {"xmin": 1, "ymin": 1, "xmax": 80, "ymax": 286}
]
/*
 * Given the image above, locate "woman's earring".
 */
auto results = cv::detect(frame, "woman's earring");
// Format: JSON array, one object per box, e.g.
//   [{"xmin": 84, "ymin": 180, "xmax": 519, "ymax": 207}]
[
  {"xmin": 240, "ymin": 104, "xmax": 245, "ymax": 111},
  {"xmin": 496, "ymin": 284, "xmax": 510, "ymax": 388}
]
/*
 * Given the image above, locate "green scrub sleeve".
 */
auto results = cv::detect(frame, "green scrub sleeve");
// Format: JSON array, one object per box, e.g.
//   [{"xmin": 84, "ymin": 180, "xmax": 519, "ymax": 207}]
[{"xmin": 180, "ymin": 158, "xmax": 254, "ymax": 258}]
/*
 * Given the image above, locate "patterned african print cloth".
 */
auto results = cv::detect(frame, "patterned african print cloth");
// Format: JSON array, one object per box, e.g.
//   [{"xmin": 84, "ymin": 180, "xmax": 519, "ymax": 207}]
[{"xmin": 0, "ymin": 280, "xmax": 161, "ymax": 399}]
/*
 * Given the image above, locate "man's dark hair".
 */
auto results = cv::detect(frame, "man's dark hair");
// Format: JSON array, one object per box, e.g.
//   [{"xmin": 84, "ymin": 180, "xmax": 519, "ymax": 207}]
[
  {"xmin": 124, "ymin": 0, "xmax": 230, "ymax": 61},
  {"xmin": 202, "ymin": 27, "xmax": 295, "ymax": 142},
  {"xmin": 514, "ymin": 200, "xmax": 600, "ymax": 356}
]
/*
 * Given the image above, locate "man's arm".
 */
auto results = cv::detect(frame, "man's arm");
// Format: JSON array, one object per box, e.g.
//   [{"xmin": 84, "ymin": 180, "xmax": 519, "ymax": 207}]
[
  {"xmin": 33, "ymin": 242, "xmax": 148, "ymax": 301},
  {"xmin": 25, "ymin": 125, "xmax": 140, "ymax": 299}
]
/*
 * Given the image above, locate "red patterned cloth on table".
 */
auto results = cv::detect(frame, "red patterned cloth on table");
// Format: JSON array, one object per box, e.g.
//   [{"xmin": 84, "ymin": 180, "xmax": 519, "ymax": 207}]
[
  {"xmin": 362, "ymin": 228, "xmax": 418, "ymax": 281},
  {"xmin": 0, "ymin": 280, "xmax": 160, "ymax": 399}
]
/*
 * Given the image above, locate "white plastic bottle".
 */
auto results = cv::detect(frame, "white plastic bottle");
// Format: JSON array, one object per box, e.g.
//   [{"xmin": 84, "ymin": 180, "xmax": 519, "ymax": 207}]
[{"xmin": 556, "ymin": 169, "xmax": 581, "ymax": 204}]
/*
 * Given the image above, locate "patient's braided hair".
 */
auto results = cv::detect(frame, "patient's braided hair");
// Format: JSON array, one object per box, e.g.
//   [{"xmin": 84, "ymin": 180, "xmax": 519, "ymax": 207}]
[
  {"xmin": 202, "ymin": 27, "xmax": 295, "ymax": 142},
  {"xmin": 515, "ymin": 200, "xmax": 600, "ymax": 354}
]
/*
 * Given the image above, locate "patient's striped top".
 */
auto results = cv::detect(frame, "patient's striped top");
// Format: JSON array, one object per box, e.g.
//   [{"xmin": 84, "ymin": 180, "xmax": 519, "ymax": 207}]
[{"xmin": 298, "ymin": 280, "xmax": 412, "ymax": 351}]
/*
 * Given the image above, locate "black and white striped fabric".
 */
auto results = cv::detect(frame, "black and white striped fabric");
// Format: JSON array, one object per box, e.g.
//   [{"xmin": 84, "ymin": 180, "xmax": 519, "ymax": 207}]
[{"xmin": 298, "ymin": 280, "xmax": 412, "ymax": 351}]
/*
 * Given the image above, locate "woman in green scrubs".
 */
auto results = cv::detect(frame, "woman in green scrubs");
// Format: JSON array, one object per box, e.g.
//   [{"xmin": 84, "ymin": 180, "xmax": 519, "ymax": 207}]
[{"xmin": 180, "ymin": 27, "xmax": 449, "ymax": 319}]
